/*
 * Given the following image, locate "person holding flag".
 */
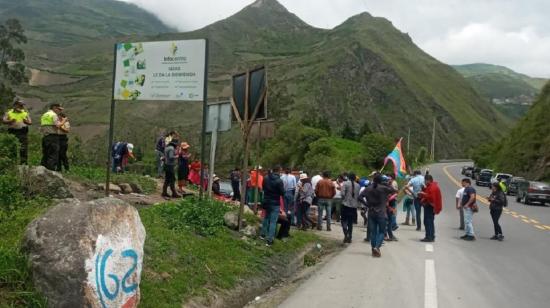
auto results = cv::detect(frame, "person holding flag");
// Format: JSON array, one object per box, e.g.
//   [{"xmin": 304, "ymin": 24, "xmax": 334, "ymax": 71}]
[{"xmin": 382, "ymin": 138, "xmax": 407, "ymax": 179}]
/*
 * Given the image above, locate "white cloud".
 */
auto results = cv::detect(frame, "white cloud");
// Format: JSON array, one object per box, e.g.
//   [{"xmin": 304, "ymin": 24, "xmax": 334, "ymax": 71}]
[{"xmin": 118, "ymin": 0, "xmax": 550, "ymax": 78}]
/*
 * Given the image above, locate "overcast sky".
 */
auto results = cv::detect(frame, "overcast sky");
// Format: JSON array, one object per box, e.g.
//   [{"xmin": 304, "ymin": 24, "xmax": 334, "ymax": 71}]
[{"xmin": 119, "ymin": 0, "xmax": 550, "ymax": 78}]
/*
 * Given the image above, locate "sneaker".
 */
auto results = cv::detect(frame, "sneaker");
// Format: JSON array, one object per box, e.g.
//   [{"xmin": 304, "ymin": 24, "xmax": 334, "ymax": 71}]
[
  {"xmin": 392, "ymin": 225, "xmax": 399, "ymax": 231},
  {"xmin": 416, "ymin": 227, "xmax": 421, "ymax": 231},
  {"xmin": 498, "ymin": 235, "xmax": 504, "ymax": 241},
  {"xmin": 459, "ymin": 227, "xmax": 465, "ymax": 230},
  {"xmin": 420, "ymin": 238, "xmax": 432, "ymax": 242},
  {"xmin": 460, "ymin": 235, "xmax": 468, "ymax": 239},
  {"xmin": 490, "ymin": 235, "xmax": 499, "ymax": 240},
  {"xmin": 390, "ymin": 237, "xmax": 398, "ymax": 242},
  {"xmin": 401, "ymin": 222, "xmax": 410, "ymax": 225},
  {"xmin": 364, "ymin": 237, "xmax": 370, "ymax": 242},
  {"xmin": 265, "ymin": 241, "xmax": 273, "ymax": 247},
  {"xmin": 464, "ymin": 235, "xmax": 476, "ymax": 241},
  {"xmin": 372, "ymin": 248, "xmax": 381, "ymax": 257}
]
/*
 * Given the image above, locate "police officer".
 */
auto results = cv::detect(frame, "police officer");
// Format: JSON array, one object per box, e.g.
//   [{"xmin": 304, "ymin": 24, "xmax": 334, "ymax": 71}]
[
  {"xmin": 2, "ymin": 98, "xmax": 32, "ymax": 164},
  {"xmin": 40, "ymin": 103, "xmax": 66, "ymax": 170}
]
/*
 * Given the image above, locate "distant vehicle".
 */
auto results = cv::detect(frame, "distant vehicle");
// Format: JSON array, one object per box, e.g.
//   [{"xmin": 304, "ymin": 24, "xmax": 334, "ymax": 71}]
[
  {"xmin": 461, "ymin": 166, "xmax": 470, "ymax": 175},
  {"xmin": 464, "ymin": 166, "xmax": 474, "ymax": 177},
  {"xmin": 516, "ymin": 181, "xmax": 550, "ymax": 205},
  {"xmin": 472, "ymin": 167, "xmax": 482, "ymax": 180},
  {"xmin": 491, "ymin": 173, "xmax": 513, "ymax": 184},
  {"xmin": 506, "ymin": 177, "xmax": 525, "ymax": 196},
  {"xmin": 219, "ymin": 181, "xmax": 233, "ymax": 198},
  {"xmin": 476, "ymin": 169, "xmax": 493, "ymax": 186}
]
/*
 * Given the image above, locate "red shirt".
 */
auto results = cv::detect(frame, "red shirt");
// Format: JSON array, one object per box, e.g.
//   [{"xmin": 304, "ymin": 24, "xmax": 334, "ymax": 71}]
[{"xmin": 421, "ymin": 181, "xmax": 443, "ymax": 214}]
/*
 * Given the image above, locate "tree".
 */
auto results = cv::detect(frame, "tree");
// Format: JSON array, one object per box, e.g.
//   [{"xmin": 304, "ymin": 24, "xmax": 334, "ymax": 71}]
[
  {"xmin": 416, "ymin": 146, "xmax": 428, "ymax": 164},
  {"xmin": 358, "ymin": 122, "xmax": 372, "ymax": 138},
  {"xmin": 361, "ymin": 133, "xmax": 395, "ymax": 170},
  {"xmin": 0, "ymin": 19, "xmax": 27, "ymax": 110},
  {"xmin": 341, "ymin": 122, "xmax": 358, "ymax": 141}
]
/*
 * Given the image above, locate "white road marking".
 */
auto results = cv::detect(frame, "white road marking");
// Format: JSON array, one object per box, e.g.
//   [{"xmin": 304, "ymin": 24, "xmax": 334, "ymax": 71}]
[
  {"xmin": 425, "ymin": 244, "xmax": 434, "ymax": 252},
  {"xmin": 425, "ymin": 259, "xmax": 438, "ymax": 308}
]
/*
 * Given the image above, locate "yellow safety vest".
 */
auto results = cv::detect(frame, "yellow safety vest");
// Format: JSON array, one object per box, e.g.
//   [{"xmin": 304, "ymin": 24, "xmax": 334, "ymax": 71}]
[
  {"xmin": 7, "ymin": 109, "xmax": 29, "ymax": 123},
  {"xmin": 41, "ymin": 110, "xmax": 57, "ymax": 126}
]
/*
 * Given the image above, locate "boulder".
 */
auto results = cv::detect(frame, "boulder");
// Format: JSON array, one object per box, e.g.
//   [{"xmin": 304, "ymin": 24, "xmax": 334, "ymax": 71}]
[
  {"xmin": 224, "ymin": 211, "xmax": 247, "ymax": 230},
  {"xmin": 118, "ymin": 183, "xmax": 133, "ymax": 194},
  {"xmin": 18, "ymin": 165, "xmax": 73, "ymax": 199},
  {"xmin": 241, "ymin": 225, "xmax": 258, "ymax": 237},
  {"xmin": 23, "ymin": 198, "xmax": 146, "ymax": 308},
  {"xmin": 129, "ymin": 183, "xmax": 143, "ymax": 194},
  {"xmin": 243, "ymin": 206, "xmax": 254, "ymax": 215},
  {"xmin": 98, "ymin": 183, "xmax": 122, "ymax": 193}
]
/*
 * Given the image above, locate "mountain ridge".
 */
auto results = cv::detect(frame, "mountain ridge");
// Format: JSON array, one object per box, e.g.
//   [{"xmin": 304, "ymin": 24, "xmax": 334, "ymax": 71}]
[{"xmin": 11, "ymin": 0, "xmax": 510, "ymax": 163}]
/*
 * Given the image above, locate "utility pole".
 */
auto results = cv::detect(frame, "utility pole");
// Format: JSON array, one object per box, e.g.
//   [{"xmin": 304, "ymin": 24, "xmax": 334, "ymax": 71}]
[
  {"xmin": 431, "ymin": 118, "xmax": 436, "ymax": 161},
  {"xmin": 407, "ymin": 127, "xmax": 411, "ymax": 156}
]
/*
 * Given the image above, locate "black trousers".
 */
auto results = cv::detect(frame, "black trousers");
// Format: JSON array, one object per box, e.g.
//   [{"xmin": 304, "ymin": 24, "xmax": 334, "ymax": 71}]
[
  {"xmin": 424, "ymin": 205, "xmax": 435, "ymax": 240},
  {"xmin": 341, "ymin": 206, "xmax": 357, "ymax": 239},
  {"xmin": 57, "ymin": 134, "xmax": 69, "ymax": 171},
  {"xmin": 8, "ymin": 128, "xmax": 28, "ymax": 165},
  {"xmin": 276, "ymin": 217, "xmax": 291, "ymax": 239},
  {"xmin": 231, "ymin": 181, "xmax": 241, "ymax": 201},
  {"xmin": 163, "ymin": 165, "xmax": 177, "ymax": 196},
  {"xmin": 41, "ymin": 134, "xmax": 60, "ymax": 171},
  {"xmin": 490, "ymin": 208, "xmax": 503, "ymax": 235}
]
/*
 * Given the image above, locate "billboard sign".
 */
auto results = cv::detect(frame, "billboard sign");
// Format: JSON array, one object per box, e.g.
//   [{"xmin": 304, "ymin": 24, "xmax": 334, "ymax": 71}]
[
  {"xmin": 232, "ymin": 66, "xmax": 267, "ymax": 121},
  {"xmin": 113, "ymin": 40, "xmax": 206, "ymax": 101}
]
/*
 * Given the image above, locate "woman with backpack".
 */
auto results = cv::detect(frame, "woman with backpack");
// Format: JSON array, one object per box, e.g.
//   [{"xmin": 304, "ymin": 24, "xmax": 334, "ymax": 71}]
[{"xmin": 488, "ymin": 182, "xmax": 506, "ymax": 241}]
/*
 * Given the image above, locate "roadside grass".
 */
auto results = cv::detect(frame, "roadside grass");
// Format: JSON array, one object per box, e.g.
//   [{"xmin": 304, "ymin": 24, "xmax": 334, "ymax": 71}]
[
  {"xmin": 0, "ymin": 199, "xmax": 50, "ymax": 307},
  {"xmin": 64, "ymin": 166, "xmax": 157, "ymax": 194},
  {"xmin": 139, "ymin": 198, "xmax": 321, "ymax": 307}
]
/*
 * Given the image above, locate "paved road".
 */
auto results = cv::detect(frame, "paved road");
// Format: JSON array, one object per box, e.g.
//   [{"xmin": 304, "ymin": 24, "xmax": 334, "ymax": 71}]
[{"xmin": 279, "ymin": 163, "xmax": 550, "ymax": 308}]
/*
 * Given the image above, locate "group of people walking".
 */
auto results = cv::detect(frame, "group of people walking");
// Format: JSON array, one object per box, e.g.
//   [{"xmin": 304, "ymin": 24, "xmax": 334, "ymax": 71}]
[{"xmin": 2, "ymin": 98, "xmax": 70, "ymax": 171}]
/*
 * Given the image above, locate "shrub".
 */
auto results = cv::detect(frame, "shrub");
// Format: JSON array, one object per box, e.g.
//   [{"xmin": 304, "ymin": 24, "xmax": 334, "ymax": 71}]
[
  {"xmin": 0, "ymin": 133, "xmax": 19, "ymax": 172},
  {"xmin": 153, "ymin": 197, "xmax": 231, "ymax": 236}
]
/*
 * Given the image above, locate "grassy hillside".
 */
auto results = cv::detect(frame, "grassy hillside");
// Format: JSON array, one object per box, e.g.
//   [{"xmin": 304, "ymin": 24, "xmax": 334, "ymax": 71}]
[
  {"xmin": 12, "ymin": 0, "xmax": 511, "ymax": 170},
  {"xmin": 453, "ymin": 63, "xmax": 548, "ymax": 119},
  {"xmin": 0, "ymin": 0, "xmax": 173, "ymax": 46},
  {"xmin": 490, "ymin": 82, "xmax": 550, "ymax": 181}
]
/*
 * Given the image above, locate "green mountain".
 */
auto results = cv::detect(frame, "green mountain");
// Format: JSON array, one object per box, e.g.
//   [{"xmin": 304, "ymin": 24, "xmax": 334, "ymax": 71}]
[
  {"xmin": 489, "ymin": 82, "xmax": 550, "ymax": 181},
  {"xmin": 13, "ymin": 0, "xmax": 510, "ymax": 166},
  {"xmin": 0, "ymin": 0, "xmax": 173, "ymax": 45},
  {"xmin": 453, "ymin": 63, "xmax": 548, "ymax": 119}
]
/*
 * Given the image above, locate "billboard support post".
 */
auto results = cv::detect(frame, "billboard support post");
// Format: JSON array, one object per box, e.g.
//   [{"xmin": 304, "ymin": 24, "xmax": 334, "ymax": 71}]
[
  {"xmin": 199, "ymin": 39, "xmax": 210, "ymax": 199},
  {"xmin": 106, "ymin": 43, "xmax": 118, "ymax": 197}
]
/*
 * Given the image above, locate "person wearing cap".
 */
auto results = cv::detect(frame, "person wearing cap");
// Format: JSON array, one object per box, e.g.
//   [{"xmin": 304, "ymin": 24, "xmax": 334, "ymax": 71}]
[
  {"xmin": 176, "ymin": 142, "xmax": 191, "ymax": 191},
  {"xmin": 111, "ymin": 141, "xmax": 135, "ymax": 173},
  {"xmin": 56, "ymin": 113, "xmax": 71, "ymax": 172},
  {"xmin": 2, "ymin": 98, "xmax": 32, "ymax": 164},
  {"xmin": 40, "ymin": 103, "xmax": 66, "ymax": 170}
]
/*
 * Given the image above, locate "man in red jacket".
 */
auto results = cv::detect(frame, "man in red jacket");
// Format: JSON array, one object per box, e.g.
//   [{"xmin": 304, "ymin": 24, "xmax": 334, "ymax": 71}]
[{"xmin": 418, "ymin": 174, "xmax": 442, "ymax": 242}]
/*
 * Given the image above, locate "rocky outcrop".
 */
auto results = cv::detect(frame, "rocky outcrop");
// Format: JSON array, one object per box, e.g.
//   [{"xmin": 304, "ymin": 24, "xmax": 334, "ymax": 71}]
[
  {"xmin": 18, "ymin": 165, "xmax": 73, "ymax": 199},
  {"xmin": 23, "ymin": 198, "xmax": 146, "ymax": 308}
]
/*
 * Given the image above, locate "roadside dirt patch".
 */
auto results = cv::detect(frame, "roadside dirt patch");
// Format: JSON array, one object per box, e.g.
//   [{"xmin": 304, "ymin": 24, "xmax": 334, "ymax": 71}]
[{"xmin": 28, "ymin": 68, "xmax": 86, "ymax": 86}]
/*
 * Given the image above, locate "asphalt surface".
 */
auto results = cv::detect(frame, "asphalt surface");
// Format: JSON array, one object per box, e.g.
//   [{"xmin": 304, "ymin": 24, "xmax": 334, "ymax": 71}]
[{"xmin": 278, "ymin": 162, "xmax": 550, "ymax": 308}]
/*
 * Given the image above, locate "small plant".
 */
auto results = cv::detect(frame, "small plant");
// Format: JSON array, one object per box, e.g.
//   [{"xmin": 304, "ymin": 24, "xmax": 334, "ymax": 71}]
[{"xmin": 153, "ymin": 197, "xmax": 232, "ymax": 236}]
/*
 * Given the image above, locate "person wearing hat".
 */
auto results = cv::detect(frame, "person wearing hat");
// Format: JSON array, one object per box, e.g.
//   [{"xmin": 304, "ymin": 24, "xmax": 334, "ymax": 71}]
[
  {"xmin": 295, "ymin": 173, "xmax": 315, "ymax": 231},
  {"xmin": 56, "ymin": 112, "xmax": 71, "ymax": 172},
  {"xmin": 176, "ymin": 142, "xmax": 191, "ymax": 192},
  {"xmin": 111, "ymin": 141, "xmax": 135, "ymax": 173},
  {"xmin": 2, "ymin": 98, "xmax": 32, "ymax": 164},
  {"xmin": 212, "ymin": 175, "xmax": 221, "ymax": 196},
  {"xmin": 40, "ymin": 103, "xmax": 66, "ymax": 170}
]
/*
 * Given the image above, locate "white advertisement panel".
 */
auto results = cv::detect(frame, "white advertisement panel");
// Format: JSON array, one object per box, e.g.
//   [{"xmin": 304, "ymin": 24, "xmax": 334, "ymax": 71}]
[{"xmin": 113, "ymin": 39, "xmax": 206, "ymax": 101}]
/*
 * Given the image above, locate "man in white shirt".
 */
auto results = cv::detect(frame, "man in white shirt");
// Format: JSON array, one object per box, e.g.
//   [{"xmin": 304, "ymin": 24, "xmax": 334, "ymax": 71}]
[{"xmin": 455, "ymin": 187, "xmax": 465, "ymax": 230}]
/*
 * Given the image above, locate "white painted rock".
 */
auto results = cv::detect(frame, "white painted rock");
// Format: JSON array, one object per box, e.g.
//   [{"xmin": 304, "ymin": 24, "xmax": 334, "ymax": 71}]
[{"xmin": 23, "ymin": 197, "xmax": 146, "ymax": 308}]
